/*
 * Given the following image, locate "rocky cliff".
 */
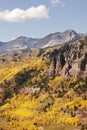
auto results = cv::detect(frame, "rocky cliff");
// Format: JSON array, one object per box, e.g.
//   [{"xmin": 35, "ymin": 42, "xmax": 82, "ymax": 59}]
[{"xmin": 47, "ymin": 36, "xmax": 87, "ymax": 77}]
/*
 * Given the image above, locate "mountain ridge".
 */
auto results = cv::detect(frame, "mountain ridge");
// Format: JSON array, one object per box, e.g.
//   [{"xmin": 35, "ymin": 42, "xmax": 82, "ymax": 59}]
[{"xmin": 0, "ymin": 29, "xmax": 86, "ymax": 55}]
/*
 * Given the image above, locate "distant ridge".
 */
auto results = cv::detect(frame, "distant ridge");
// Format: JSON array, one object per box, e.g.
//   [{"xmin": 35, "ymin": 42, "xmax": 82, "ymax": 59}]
[{"xmin": 0, "ymin": 29, "xmax": 86, "ymax": 55}]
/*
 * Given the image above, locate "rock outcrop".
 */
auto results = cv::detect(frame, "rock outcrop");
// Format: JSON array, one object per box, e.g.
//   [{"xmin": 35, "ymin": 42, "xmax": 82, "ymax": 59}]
[{"xmin": 47, "ymin": 36, "xmax": 87, "ymax": 77}]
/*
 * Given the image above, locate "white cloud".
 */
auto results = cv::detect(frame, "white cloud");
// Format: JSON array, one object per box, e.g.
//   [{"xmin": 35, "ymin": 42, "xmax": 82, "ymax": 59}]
[
  {"xmin": 0, "ymin": 5, "xmax": 49, "ymax": 22},
  {"xmin": 51, "ymin": 0, "xmax": 64, "ymax": 7}
]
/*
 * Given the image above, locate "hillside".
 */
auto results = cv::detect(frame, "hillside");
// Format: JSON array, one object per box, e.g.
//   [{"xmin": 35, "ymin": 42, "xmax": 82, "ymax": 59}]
[{"xmin": 0, "ymin": 36, "xmax": 87, "ymax": 130}]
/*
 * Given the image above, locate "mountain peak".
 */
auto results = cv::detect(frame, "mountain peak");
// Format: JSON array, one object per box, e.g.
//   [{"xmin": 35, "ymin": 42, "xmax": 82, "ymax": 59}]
[
  {"xmin": 15, "ymin": 36, "xmax": 30, "ymax": 41},
  {"xmin": 17, "ymin": 36, "xmax": 28, "ymax": 39},
  {"xmin": 64, "ymin": 29, "xmax": 76, "ymax": 32},
  {"xmin": 63, "ymin": 29, "xmax": 78, "ymax": 35}
]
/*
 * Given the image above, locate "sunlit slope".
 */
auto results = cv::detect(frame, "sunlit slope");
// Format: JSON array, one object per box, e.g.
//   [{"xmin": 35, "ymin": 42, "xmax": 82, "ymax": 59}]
[
  {"xmin": 0, "ymin": 56, "xmax": 48, "ymax": 84},
  {"xmin": 0, "ymin": 36, "xmax": 87, "ymax": 130}
]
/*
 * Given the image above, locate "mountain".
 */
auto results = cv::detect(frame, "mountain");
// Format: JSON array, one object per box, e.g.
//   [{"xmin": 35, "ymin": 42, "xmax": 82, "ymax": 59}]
[
  {"xmin": 0, "ymin": 35, "xmax": 87, "ymax": 130},
  {"xmin": 0, "ymin": 29, "xmax": 81, "ymax": 55},
  {"xmin": 42, "ymin": 29, "xmax": 80, "ymax": 48}
]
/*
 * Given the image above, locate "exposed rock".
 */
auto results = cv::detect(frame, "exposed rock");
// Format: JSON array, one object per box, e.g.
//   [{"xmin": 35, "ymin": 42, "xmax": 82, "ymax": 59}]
[{"xmin": 47, "ymin": 36, "xmax": 87, "ymax": 77}]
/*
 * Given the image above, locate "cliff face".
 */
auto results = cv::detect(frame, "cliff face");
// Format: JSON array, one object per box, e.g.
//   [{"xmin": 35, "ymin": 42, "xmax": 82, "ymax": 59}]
[{"xmin": 48, "ymin": 36, "xmax": 87, "ymax": 77}]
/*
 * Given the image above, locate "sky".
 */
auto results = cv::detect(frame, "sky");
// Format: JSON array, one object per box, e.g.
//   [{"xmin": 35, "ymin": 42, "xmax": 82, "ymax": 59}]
[{"xmin": 0, "ymin": 0, "xmax": 87, "ymax": 42}]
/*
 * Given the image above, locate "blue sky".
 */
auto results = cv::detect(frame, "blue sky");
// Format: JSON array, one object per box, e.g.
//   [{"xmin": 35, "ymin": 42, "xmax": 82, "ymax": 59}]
[{"xmin": 0, "ymin": 0, "xmax": 87, "ymax": 41}]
